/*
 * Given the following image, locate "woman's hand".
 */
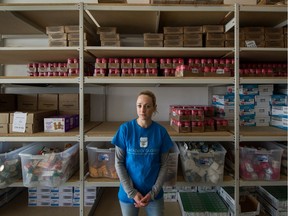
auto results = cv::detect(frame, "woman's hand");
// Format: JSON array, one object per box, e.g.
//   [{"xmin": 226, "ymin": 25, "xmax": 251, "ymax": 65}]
[{"xmin": 133, "ymin": 192, "xmax": 151, "ymax": 208}]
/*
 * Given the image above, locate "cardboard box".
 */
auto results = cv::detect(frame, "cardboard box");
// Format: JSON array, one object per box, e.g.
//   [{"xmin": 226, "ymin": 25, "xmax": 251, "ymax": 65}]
[
  {"xmin": 0, "ymin": 94, "xmax": 17, "ymax": 112},
  {"xmin": 100, "ymin": 41, "xmax": 120, "ymax": 47},
  {"xmin": 58, "ymin": 94, "xmax": 90, "ymax": 111},
  {"xmin": 224, "ymin": 0, "xmax": 257, "ymax": 4},
  {"xmin": 205, "ymin": 33, "xmax": 225, "ymax": 40},
  {"xmin": 203, "ymin": 25, "xmax": 224, "ymax": 33},
  {"xmin": 10, "ymin": 110, "xmax": 57, "ymax": 124},
  {"xmin": 163, "ymin": 27, "xmax": 183, "ymax": 34},
  {"xmin": 144, "ymin": 40, "xmax": 163, "ymax": 47},
  {"xmin": 17, "ymin": 94, "xmax": 38, "ymax": 111},
  {"xmin": 0, "ymin": 124, "xmax": 9, "ymax": 133},
  {"xmin": 143, "ymin": 33, "xmax": 163, "ymax": 41},
  {"xmin": 48, "ymin": 40, "xmax": 67, "ymax": 47},
  {"xmin": 38, "ymin": 94, "xmax": 59, "ymax": 111},
  {"xmin": 184, "ymin": 26, "xmax": 203, "ymax": 34},
  {"xmin": 164, "ymin": 40, "xmax": 183, "ymax": 47},
  {"xmin": 46, "ymin": 26, "xmax": 65, "ymax": 34},
  {"xmin": 0, "ymin": 113, "xmax": 10, "ymax": 124}
]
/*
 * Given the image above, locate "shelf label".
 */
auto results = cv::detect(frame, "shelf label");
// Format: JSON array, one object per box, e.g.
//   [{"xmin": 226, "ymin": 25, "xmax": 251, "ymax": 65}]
[
  {"xmin": 245, "ymin": 40, "xmax": 257, "ymax": 48},
  {"xmin": 12, "ymin": 112, "xmax": 27, "ymax": 133}
]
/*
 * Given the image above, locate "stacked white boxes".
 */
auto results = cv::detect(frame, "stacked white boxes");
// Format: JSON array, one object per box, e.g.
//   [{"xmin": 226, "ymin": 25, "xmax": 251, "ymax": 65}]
[{"xmin": 28, "ymin": 186, "xmax": 101, "ymax": 207}]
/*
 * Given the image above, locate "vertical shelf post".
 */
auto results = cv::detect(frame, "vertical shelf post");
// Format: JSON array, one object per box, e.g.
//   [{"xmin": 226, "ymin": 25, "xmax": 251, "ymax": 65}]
[
  {"xmin": 79, "ymin": 2, "xmax": 85, "ymax": 216},
  {"xmin": 234, "ymin": 3, "xmax": 240, "ymax": 216}
]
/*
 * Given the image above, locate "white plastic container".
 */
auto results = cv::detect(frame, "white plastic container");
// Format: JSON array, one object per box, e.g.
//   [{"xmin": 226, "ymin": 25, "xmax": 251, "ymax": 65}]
[
  {"xmin": 0, "ymin": 142, "xmax": 34, "ymax": 188},
  {"xmin": 19, "ymin": 142, "xmax": 79, "ymax": 187},
  {"xmin": 86, "ymin": 142, "xmax": 117, "ymax": 179}
]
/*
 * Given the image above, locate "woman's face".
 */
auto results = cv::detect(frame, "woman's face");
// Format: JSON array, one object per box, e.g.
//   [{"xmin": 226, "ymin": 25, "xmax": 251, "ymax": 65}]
[{"xmin": 136, "ymin": 94, "xmax": 156, "ymax": 121}]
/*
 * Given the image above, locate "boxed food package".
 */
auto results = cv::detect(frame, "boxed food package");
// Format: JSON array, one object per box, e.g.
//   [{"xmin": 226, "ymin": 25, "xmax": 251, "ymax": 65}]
[
  {"xmin": 44, "ymin": 114, "xmax": 79, "ymax": 132},
  {"xmin": 86, "ymin": 142, "xmax": 117, "ymax": 179},
  {"xmin": 239, "ymin": 142, "xmax": 284, "ymax": 180},
  {"xmin": 178, "ymin": 141, "xmax": 226, "ymax": 183},
  {"xmin": 19, "ymin": 142, "xmax": 79, "ymax": 187},
  {"xmin": 0, "ymin": 142, "xmax": 34, "ymax": 188}
]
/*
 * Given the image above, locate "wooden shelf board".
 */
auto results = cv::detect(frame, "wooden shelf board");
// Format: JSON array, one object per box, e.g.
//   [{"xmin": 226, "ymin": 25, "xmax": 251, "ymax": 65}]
[
  {"xmin": 239, "ymin": 126, "xmax": 287, "ymax": 137},
  {"xmin": 0, "ymin": 122, "xmax": 100, "ymax": 138},
  {"xmin": 86, "ymin": 121, "xmax": 233, "ymax": 138}
]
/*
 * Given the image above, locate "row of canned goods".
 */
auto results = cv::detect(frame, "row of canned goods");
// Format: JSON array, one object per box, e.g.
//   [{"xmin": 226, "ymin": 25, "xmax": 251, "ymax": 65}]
[
  {"xmin": 28, "ymin": 68, "xmax": 80, "ymax": 77},
  {"xmin": 94, "ymin": 68, "xmax": 159, "ymax": 77}
]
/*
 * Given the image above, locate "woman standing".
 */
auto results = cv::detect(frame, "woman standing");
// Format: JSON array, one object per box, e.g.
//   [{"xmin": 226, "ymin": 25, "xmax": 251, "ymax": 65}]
[{"xmin": 112, "ymin": 90, "xmax": 174, "ymax": 216}]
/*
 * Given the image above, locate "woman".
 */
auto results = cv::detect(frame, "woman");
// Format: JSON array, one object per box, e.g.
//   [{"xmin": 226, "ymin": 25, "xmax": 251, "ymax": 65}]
[{"xmin": 112, "ymin": 90, "xmax": 174, "ymax": 216}]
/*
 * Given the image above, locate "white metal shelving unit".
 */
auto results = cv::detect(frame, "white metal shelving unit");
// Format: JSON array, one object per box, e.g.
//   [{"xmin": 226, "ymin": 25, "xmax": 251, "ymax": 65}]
[{"xmin": 0, "ymin": 3, "xmax": 287, "ymax": 216}]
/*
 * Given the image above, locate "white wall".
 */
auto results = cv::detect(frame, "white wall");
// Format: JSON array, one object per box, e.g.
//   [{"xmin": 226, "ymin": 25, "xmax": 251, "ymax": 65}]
[{"xmin": 104, "ymin": 86, "xmax": 209, "ymax": 122}]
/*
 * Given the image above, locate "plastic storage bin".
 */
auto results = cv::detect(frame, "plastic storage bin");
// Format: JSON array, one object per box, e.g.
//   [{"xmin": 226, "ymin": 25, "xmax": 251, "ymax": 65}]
[
  {"xmin": 86, "ymin": 142, "xmax": 118, "ymax": 179},
  {"xmin": 178, "ymin": 141, "xmax": 226, "ymax": 183},
  {"xmin": 19, "ymin": 142, "xmax": 79, "ymax": 187},
  {"xmin": 164, "ymin": 142, "xmax": 180, "ymax": 186},
  {"xmin": 0, "ymin": 142, "xmax": 34, "ymax": 188},
  {"xmin": 239, "ymin": 142, "xmax": 284, "ymax": 180}
]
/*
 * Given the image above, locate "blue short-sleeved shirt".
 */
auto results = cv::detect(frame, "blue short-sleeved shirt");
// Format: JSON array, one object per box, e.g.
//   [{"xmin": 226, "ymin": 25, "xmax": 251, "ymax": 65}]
[{"xmin": 111, "ymin": 119, "xmax": 173, "ymax": 203}]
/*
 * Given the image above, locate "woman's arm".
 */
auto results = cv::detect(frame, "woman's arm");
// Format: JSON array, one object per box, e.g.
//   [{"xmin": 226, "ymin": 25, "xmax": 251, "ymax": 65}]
[
  {"xmin": 150, "ymin": 152, "xmax": 169, "ymax": 200},
  {"xmin": 115, "ymin": 146, "xmax": 138, "ymax": 199}
]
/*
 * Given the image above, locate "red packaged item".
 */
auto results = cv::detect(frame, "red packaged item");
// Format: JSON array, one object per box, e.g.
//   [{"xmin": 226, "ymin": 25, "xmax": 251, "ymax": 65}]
[
  {"xmin": 146, "ymin": 68, "xmax": 158, "ymax": 76},
  {"xmin": 204, "ymin": 118, "xmax": 215, "ymax": 132},
  {"xmin": 145, "ymin": 58, "xmax": 158, "ymax": 68},
  {"xmin": 191, "ymin": 121, "xmax": 204, "ymax": 133},
  {"xmin": 94, "ymin": 68, "xmax": 106, "ymax": 77},
  {"xmin": 160, "ymin": 58, "xmax": 172, "ymax": 69},
  {"xmin": 134, "ymin": 68, "xmax": 145, "ymax": 76},
  {"xmin": 108, "ymin": 68, "xmax": 120, "ymax": 76},
  {"xmin": 121, "ymin": 58, "xmax": 133, "ymax": 69},
  {"xmin": 121, "ymin": 68, "xmax": 134, "ymax": 76}
]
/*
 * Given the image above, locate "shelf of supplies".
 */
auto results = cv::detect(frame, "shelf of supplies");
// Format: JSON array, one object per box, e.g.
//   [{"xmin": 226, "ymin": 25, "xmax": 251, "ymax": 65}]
[
  {"xmin": 239, "ymin": 126, "xmax": 287, "ymax": 142},
  {"xmin": 240, "ymin": 77, "xmax": 288, "ymax": 84},
  {"xmin": 85, "ymin": 121, "xmax": 234, "ymax": 142},
  {"xmin": 0, "ymin": 122, "xmax": 99, "ymax": 142},
  {"xmin": 239, "ymin": 48, "xmax": 287, "ymax": 62},
  {"xmin": 85, "ymin": 76, "xmax": 234, "ymax": 86},
  {"xmin": 86, "ymin": 47, "xmax": 234, "ymax": 58},
  {"xmin": 0, "ymin": 76, "xmax": 79, "ymax": 84},
  {"xmin": 0, "ymin": 47, "xmax": 95, "ymax": 64}
]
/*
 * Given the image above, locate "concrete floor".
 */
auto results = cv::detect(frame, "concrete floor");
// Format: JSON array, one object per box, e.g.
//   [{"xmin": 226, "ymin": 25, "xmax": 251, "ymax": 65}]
[
  {"xmin": 92, "ymin": 187, "xmax": 182, "ymax": 216},
  {"xmin": 1, "ymin": 187, "xmax": 182, "ymax": 216}
]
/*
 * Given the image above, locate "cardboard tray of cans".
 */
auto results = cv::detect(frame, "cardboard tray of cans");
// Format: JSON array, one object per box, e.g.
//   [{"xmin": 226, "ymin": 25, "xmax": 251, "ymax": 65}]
[
  {"xmin": 178, "ymin": 191, "xmax": 228, "ymax": 216},
  {"xmin": 0, "ymin": 142, "xmax": 35, "ymax": 188},
  {"xmin": 239, "ymin": 142, "xmax": 284, "ymax": 181},
  {"xmin": 178, "ymin": 141, "xmax": 226, "ymax": 184},
  {"xmin": 256, "ymin": 186, "xmax": 287, "ymax": 214},
  {"xmin": 218, "ymin": 187, "xmax": 260, "ymax": 216},
  {"xmin": 19, "ymin": 142, "xmax": 79, "ymax": 187},
  {"xmin": 86, "ymin": 142, "xmax": 117, "ymax": 179}
]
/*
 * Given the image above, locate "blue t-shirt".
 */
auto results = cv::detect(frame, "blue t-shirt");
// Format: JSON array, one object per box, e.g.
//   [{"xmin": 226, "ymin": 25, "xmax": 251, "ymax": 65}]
[{"xmin": 111, "ymin": 119, "xmax": 174, "ymax": 203}]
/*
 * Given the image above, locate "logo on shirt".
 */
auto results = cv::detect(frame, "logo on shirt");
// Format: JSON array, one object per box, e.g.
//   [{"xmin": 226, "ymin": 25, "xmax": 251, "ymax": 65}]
[{"xmin": 140, "ymin": 137, "xmax": 148, "ymax": 148}]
